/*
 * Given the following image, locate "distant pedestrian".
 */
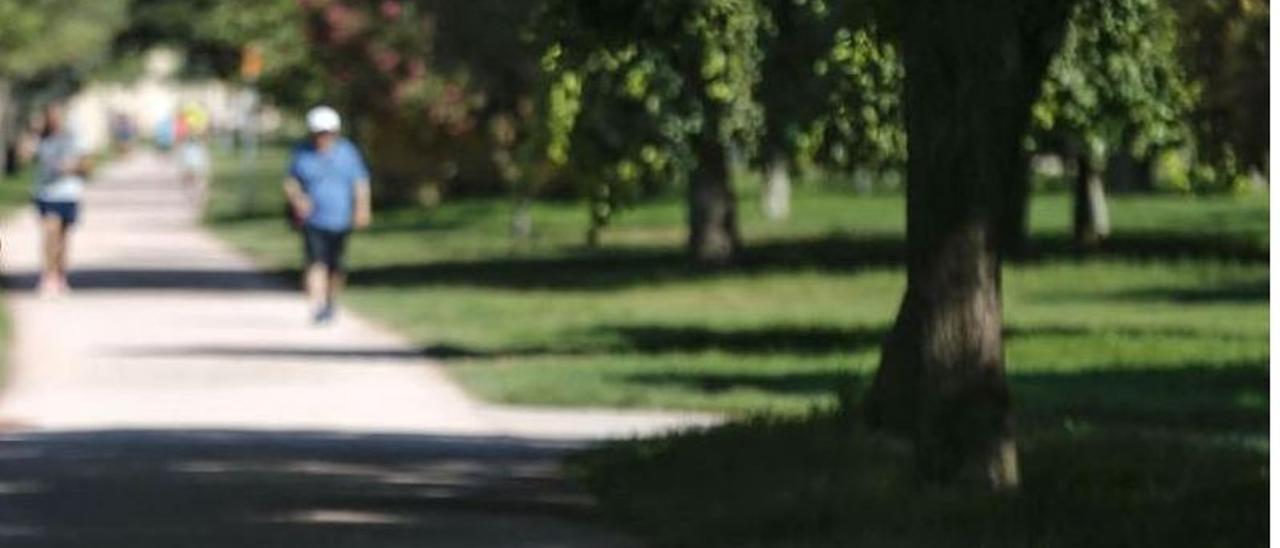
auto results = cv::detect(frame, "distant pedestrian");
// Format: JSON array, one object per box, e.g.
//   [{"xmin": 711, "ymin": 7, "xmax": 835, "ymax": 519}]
[
  {"xmin": 283, "ymin": 106, "xmax": 372, "ymax": 324},
  {"xmin": 29, "ymin": 104, "xmax": 91, "ymax": 297},
  {"xmin": 177, "ymin": 104, "xmax": 212, "ymax": 203}
]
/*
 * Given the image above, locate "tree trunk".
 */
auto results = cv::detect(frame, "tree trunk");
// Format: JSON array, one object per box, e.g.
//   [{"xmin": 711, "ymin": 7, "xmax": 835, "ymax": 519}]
[
  {"xmin": 1104, "ymin": 148, "xmax": 1152, "ymax": 193},
  {"xmin": 511, "ymin": 193, "xmax": 533, "ymax": 240},
  {"xmin": 1073, "ymin": 151, "xmax": 1110, "ymax": 247},
  {"xmin": 688, "ymin": 135, "xmax": 741, "ymax": 265},
  {"xmin": 865, "ymin": 0, "xmax": 1072, "ymax": 490},
  {"xmin": 998, "ymin": 154, "xmax": 1032, "ymax": 258},
  {"xmin": 0, "ymin": 79, "xmax": 12, "ymax": 176},
  {"xmin": 761, "ymin": 151, "xmax": 791, "ymax": 221}
]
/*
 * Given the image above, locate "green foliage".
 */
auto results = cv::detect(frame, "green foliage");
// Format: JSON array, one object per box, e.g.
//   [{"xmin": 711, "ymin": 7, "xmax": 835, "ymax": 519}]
[
  {"xmin": 205, "ymin": 0, "xmax": 322, "ymax": 107},
  {"xmin": 534, "ymin": 0, "xmax": 768, "ymax": 231},
  {"xmin": 114, "ymin": 0, "xmax": 239, "ymax": 80},
  {"xmin": 1032, "ymin": 0, "xmax": 1197, "ymax": 166},
  {"xmin": 0, "ymin": 0, "xmax": 128, "ymax": 78},
  {"xmin": 759, "ymin": 0, "xmax": 905, "ymax": 173},
  {"xmin": 202, "ymin": 0, "xmax": 543, "ymax": 200},
  {"xmin": 810, "ymin": 25, "xmax": 904, "ymax": 171},
  {"xmin": 1174, "ymin": 0, "xmax": 1269, "ymax": 188}
]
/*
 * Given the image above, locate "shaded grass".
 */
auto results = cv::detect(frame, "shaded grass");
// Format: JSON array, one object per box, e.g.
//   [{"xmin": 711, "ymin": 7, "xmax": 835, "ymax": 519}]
[{"xmin": 572, "ymin": 413, "xmax": 1267, "ymax": 547}]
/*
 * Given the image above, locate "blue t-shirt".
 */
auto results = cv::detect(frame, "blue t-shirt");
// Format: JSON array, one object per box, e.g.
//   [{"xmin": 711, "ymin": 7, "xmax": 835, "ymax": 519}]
[{"xmin": 288, "ymin": 138, "xmax": 370, "ymax": 231}]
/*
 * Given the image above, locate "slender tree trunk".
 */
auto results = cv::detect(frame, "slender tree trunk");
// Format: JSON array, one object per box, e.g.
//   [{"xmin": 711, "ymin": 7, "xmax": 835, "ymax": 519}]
[
  {"xmin": 688, "ymin": 135, "xmax": 741, "ymax": 265},
  {"xmin": 762, "ymin": 151, "xmax": 791, "ymax": 221},
  {"xmin": 865, "ymin": 0, "xmax": 1072, "ymax": 490},
  {"xmin": 511, "ymin": 193, "xmax": 533, "ymax": 240},
  {"xmin": 1104, "ymin": 148, "xmax": 1152, "ymax": 192},
  {"xmin": 1073, "ymin": 151, "xmax": 1110, "ymax": 247},
  {"xmin": 0, "ymin": 79, "xmax": 12, "ymax": 176}
]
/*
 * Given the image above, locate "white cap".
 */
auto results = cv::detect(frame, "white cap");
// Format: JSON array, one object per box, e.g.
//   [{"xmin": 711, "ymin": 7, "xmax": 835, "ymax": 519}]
[{"xmin": 306, "ymin": 106, "xmax": 342, "ymax": 133}]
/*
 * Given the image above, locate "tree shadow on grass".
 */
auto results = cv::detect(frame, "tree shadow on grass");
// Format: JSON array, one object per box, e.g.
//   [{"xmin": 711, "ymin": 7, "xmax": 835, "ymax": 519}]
[
  {"xmin": 179, "ymin": 322, "xmax": 1252, "ymax": 367},
  {"xmin": 620, "ymin": 361, "xmax": 1267, "ymax": 431},
  {"xmin": 344, "ymin": 232, "xmax": 1266, "ymax": 292},
  {"xmin": 574, "ymin": 408, "xmax": 1267, "ymax": 548},
  {"xmin": 1110, "ymin": 279, "xmax": 1269, "ymax": 303},
  {"xmin": 566, "ymin": 323, "xmax": 1260, "ymax": 358},
  {"xmin": 597, "ymin": 325, "xmax": 888, "ymax": 355}
]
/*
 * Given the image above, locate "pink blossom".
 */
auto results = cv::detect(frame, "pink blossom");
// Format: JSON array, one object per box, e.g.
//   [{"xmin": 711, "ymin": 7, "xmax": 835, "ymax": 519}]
[
  {"xmin": 380, "ymin": 0, "xmax": 403, "ymax": 19},
  {"xmin": 370, "ymin": 46, "xmax": 401, "ymax": 74}
]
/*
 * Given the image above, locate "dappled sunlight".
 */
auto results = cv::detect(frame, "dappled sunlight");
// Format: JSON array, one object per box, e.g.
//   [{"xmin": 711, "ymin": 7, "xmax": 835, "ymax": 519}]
[
  {"xmin": 0, "ymin": 0, "xmax": 1266, "ymax": 543},
  {"xmin": 266, "ymin": 509, "xmax": 418, "ymax": 526},
  {"xmin": 0, "ymin": 430, "xmax": 626, "ymax": 546}
]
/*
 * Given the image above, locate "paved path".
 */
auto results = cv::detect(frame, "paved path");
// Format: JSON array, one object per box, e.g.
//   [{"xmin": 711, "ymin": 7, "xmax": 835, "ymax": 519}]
[{"xmin": 0, "ymin": 152, "xmax": 715, "ymax": 546}]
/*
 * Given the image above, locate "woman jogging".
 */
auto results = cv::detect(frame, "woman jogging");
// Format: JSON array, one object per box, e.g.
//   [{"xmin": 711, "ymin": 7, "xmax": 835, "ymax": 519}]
[{"xmin": 30, "ymin": 104, "xmax": 91, "ymax": 297}]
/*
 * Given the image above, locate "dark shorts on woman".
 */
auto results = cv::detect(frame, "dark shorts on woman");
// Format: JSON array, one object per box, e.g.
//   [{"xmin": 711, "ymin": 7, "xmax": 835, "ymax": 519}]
[
  {"xmin": 303, "ymin": 225, "xmax": 350, "ymax": 271},
  {"xmin": 34, "ymin": 200, "xmax": 79, "ymax": 227}
]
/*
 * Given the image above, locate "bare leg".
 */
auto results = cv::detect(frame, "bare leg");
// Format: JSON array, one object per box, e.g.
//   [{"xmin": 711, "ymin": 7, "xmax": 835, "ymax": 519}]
[
  {"xmin": 39, "ymin": 216, "xmax": 65, "ymax": 296},
  {"xmin": 327, "ymin": 271, "xmax": 345, "ymax": 307},
  {"xmin": 305, "ymin": 263, "xmax": 329, "ymax": 313},
  {"xmin": 55, "ymin": 224, "xmax": 70, "ymax": 290}
]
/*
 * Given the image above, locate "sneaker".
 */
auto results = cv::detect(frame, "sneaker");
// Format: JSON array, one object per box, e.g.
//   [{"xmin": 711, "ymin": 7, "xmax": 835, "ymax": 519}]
[{"xmin": 312, "ymin": 303, "xmax": 335, "ymax": 325}]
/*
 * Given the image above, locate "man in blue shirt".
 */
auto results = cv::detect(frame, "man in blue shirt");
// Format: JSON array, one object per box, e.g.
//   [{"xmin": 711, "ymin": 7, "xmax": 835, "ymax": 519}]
[{"xmin": 284, "ymin": 106, "xmax": 372, "ymax": 324}]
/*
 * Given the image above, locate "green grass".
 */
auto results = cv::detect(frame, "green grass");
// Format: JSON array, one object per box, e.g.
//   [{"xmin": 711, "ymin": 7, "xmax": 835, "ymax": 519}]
[
  {"xmin": 207, "ymin": 148, "xmax": 1268, "ymax": 419},
  {"xmin": 208, "ymin": 148, "xmax": 1268, "ymax": 546},
  {"xmin": 572, "ymin": 413, "xmax": 1267, "ymax": 547}
]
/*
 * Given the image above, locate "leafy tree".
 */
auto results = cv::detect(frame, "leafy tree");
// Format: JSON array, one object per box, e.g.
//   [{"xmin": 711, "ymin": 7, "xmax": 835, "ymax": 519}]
[
  {"xmin": 757, "ymin": 0, "xmax": 904, "ymax": 219},
  {"xmin": 114, "ymin": 0, "xmax": 240, "ymax": 80},
  {"xmin": 1028, "ymin": 0, "xmax": 1196, "ymax": 248},
  {"xmin": 0, "ymin": 0, "xmax": 128, "ymax": 172},
  {"xmin": 1174, "ymin": 0, "xmax": 1268, "ymax": 190},
  {"xmin": 811, "ymin": 25, "xmax": 905, "ymax": 177},
  {"xmin": 535, "ymin": 0, "xmax": 767, "ymax": 263},
  {"xmin": 204, "ymin": 0, "xmax": 541, "ymax": 206},
  {"xmin": 860, "ymin": 0, "xmax": 1077, "ymax": 489}
]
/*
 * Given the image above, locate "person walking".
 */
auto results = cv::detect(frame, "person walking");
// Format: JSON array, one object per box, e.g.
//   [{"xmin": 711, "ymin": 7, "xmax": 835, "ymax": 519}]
[
  {"xmin": 28, "ymin": 104, "xmax": 91, "ymax": 297},
  {"xmin": 177, "ymin": 103, "xmax": 212, "ymax": 205},
  {"xmin": 283, "ymin": 106, "xmax": 372, "ymax": 324}
]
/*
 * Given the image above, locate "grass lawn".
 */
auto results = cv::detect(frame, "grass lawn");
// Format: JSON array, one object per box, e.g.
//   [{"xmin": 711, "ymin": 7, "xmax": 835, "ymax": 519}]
[{"xmin": 209, "ymin": 148, "xmax": 1268, "ymax": 546}]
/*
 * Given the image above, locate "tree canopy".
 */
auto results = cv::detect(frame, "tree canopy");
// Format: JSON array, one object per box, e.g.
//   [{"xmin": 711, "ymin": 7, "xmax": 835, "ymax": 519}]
[
  {"xmin": 0, "ymin": 0, "xmax": 128, "ymax": 80},
  {"xmin": 1033, "ymin": 0, "xmax": 1196, "ymax": 168},
  {"xmin": 535, "ymin": 0, "xmax": 767, "ymax": 247}
]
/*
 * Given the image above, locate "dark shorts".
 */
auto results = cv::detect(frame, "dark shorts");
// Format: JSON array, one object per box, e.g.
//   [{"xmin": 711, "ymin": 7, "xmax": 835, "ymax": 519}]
[
  {"xmin": 303, "ymin": 226, "xmax": 350, "ymax": 271},
  {"xmin": 34, "ymin": 200, "xmax": 79, "ymax": 227}
]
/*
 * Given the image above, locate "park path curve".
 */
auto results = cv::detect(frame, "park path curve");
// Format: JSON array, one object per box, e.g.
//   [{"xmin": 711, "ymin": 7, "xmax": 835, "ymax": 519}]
[{"xmin": 0, "ymin": 151, "xmax": 716, "ymax": 547}]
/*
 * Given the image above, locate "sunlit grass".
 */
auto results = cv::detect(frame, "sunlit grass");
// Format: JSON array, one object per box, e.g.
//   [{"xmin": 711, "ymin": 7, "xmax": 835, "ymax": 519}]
[
  {"xmin": 208, "ymin": 148, "xmax": 1267, "ymax": 546},
  {"xmin": 207, "ymin": 148, "xmax": 1267, "ymax": 423}
]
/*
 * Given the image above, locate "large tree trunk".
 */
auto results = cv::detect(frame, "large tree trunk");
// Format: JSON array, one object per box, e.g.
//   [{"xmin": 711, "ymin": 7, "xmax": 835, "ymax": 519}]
[
  {"xmin": 1073, "ymin": 150, "xmax": 1110, "ymax": 247},
  {"xmin": 688, "ymin": 135, "xmax": 741, "ymax": 265},
  {"xmin": 761, "ymin": 151, "xmax": 791, "ymax": 221},
  {"xmin": 865, "ymin": 0, "xmax": 1072, "ymax": 490},
  {"xmin": 998, "ymin": 154, "xmax": 1032, "ymax": 258}
]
